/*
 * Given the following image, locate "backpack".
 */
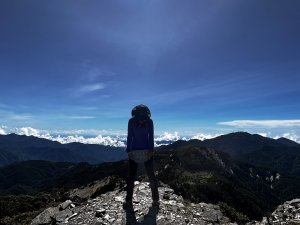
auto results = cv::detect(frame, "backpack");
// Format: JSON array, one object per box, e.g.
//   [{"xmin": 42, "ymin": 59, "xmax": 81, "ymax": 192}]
[{"xmin": 131, "ymin": 104, "xmax": 151, "ymax": 121}]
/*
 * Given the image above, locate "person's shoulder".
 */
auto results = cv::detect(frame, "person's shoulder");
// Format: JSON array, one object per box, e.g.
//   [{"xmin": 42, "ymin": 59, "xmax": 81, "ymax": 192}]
[
  {"xmin": 128, "ymin": 117, "xmax": 134, "ymax": 125},
  {"xmin": 148, "ymin": 118, "xmax": 153, "ymax": 124}
]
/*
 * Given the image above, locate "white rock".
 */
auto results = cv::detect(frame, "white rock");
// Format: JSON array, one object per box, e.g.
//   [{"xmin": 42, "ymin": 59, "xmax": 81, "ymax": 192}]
[{"xmin": 114, "ymin": 196, "xmax": 123, "ymax": 202}]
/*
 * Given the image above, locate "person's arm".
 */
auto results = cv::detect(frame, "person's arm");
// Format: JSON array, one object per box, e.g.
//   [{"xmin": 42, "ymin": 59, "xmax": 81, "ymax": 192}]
[
  {"xmin": 149, "ymin": 119, "xmax": 154, "ymax": 151},
  {"xmin": 126, "ymin": 119, "xmax": 133, "ymax": 153},
  {"xmin": 146, "ymin": 119, "xmax": 154, "ymax": 160}
]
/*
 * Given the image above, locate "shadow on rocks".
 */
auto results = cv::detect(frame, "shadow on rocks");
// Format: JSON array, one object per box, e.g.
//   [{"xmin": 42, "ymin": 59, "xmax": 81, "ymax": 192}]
[{"xmin": 125, "ymin": 206, "xmax": 159, "ymax": 225}]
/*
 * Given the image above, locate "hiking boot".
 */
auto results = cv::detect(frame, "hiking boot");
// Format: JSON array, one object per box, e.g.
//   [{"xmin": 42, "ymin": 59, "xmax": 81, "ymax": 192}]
[{"xmin": 151, "ymin": 200, "xmax": 160, "ymax": 209}]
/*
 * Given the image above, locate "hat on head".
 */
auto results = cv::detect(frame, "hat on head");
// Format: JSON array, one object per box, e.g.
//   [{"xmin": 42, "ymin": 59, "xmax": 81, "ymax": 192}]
[{"xmin": 131, "ymin": 104, "xmax": 151, "ymax": 120}]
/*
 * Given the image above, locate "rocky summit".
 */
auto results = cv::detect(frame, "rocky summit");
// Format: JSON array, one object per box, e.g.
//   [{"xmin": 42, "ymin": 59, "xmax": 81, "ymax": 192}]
[
  {"xmin": 248, "ymin": 199, "xmax": 300, "ymax": 225},
  {"xmin": 31, "ymin": 181, "xmax": 236, "ymax": 225},
  {"xmin": 31, "ymin": 180, "xmax": 300, "ymax": 225}
]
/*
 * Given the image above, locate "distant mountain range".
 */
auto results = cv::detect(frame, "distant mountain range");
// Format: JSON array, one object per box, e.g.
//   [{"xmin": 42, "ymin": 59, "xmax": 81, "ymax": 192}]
[
  {"xmin": 0, "ymin": 134, "xmax": 127, "ymax": 166},
  {"xmin": 158, "ymin": 132, "xmax": 300, "ymax": 178},
  {"xmin": 158, "ymin": 131, "xmax": 299, "ymax": 155},
  {"xmin": 1, "ymin": 132, "xmax": 299, "ymax": 166}
]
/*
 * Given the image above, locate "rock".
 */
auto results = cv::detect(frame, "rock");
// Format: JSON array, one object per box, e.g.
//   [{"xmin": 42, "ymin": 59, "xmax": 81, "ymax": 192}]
[
  {"xmin": 30, "ymin": 200, "xmax": 76, "ymax": 225},
  {"xmin": 95, "ymin": 208, "xmax": 106, "ymax": 217},
  {"xmin": 288, "ymin": 198, "xmax": 300, "ymax": 206},
  {"xmin": 248, "ymin": 198, "xmax": 300, "ymax": 225},
  {"xmin": 68, "ymin": 176, "xmax": 122, "ymax": 201},
  {"xmin": 66, "ymin": 213, "xmax": 78, "ymax": 222},
  {"xmin": 59, "ymin": 200, "xmax": 72, "ymax": 211},
  {"xmin": 56, "ymin": 208, "xmax": 74, "ymax": 222},
  {"xmin": 31, "ymin": 207, "xmax": 58, "ymax": 225},
  {"xmin": 114, "ymin": 196, "xmax": 123, "ymax": 202}
]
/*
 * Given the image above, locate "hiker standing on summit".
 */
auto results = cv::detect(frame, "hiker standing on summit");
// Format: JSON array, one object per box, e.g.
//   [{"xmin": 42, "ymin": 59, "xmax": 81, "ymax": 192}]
[{"xmin": 123, "ymin": 104, "xmax": 160, "ymax": 210}]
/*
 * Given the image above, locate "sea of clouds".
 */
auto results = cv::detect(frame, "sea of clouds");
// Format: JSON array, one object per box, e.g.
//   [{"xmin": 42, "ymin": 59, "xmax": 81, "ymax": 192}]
[
  {"xmin": 0, "ymin": 125, "xmax": 299, "ymax": 147},
  {"xmin": 0, "ymin": 126, "xmax": 222, "ymax": 147}
]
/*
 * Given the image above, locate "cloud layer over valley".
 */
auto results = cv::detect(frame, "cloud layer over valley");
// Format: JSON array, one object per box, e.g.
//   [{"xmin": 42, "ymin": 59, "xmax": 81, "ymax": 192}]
[{"xmin": 1, "ymin": 126, "xmax": 299, "ymax": 147}]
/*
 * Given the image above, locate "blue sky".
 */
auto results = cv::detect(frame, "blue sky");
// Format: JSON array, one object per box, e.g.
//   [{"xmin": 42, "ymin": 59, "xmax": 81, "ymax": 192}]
[{"xmin": 1, "ymin": 0, "xmax": 300, "ymax": 143}]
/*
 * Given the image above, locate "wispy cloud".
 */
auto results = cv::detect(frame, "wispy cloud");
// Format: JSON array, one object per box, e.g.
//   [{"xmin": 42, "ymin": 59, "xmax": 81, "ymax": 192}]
[
  {"xmin": 67, "ymin": 116, "xmax": 95, "ymax": 120},
  {"xmin": 70, "ymin": 82, "xmax": 107, "ymax": 98},
  {"xmin": 9, "ymin": 114, "xmax": 32, "ymax": 121},
  {"xmin": 81, "ymin": 60, "xmax": 116, "ymax": 82},
  {"xmin": 218, "ymin": 120, "xmax": 300, "ymax": 128},
  {"xmin": 0, "ymin": 103, "xmax": 10, "ymax": 109},
  {"xmin": 79, "ymin": 83, "xmax": 105, "ymax": 93},
  {"xmin": 86, "ymin": 67, "xmax": 116, "ymax": 81},
  {"xmin": 0, "ymin": 109, "xmax": 32, "ymax": 123},
  {"xmin": 134, "ymin": 74, "xmax": 260, "ymax": 106},
  {"xmin": 49, "ymin": 129, "xmax": 126, "ymax": 136}
]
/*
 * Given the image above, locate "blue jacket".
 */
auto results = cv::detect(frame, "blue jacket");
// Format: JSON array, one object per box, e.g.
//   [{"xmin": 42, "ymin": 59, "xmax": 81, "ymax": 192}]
[{"xmin": 126, "ymin": 117, "xmax": 154, "ymax": 153}]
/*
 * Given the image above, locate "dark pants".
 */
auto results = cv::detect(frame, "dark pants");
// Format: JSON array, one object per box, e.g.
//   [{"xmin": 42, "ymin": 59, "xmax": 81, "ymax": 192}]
[{"xmin": 125, "ymin": 156, "xmax": 159, "ymax": 202}]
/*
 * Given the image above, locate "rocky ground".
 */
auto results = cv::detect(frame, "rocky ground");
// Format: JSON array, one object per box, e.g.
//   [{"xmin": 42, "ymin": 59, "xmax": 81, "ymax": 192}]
[
  {"xmin": 31, "ymin": 181, "xmax": 236, "ymax": 225},
  {"xmin": 248, "ymin": 198, "xmax": 300, "ymax": 225},
  {"xmin": 31, "ymin": 179, "xmax": 300, "ymax": 225}
]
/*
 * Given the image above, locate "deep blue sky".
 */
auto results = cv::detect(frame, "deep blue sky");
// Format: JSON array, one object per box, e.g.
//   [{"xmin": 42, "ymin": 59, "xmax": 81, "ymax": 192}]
[{"xmin": 1, "ymin": 0, "xmax": 300, "ymax": 141}]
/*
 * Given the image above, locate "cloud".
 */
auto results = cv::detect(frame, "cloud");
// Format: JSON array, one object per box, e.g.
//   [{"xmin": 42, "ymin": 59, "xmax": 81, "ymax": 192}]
[
  {"xmin": 12, "ymin": 127, "xmax": 126, "ymax": 147},
  {"xmin": 0, "ymin": 109, "xmax": 32, "ymax": 122},
  {"xmin": 87, "ymin": 67, "xmax": 116, "ymax": 82},
  {"xmin": 69, "ymin": 82, "xmax": 107, "ymax": 98},
  {"xmin": 0, "ymin": 104, "xmax": 9, "ymax": 109},
  {"xmin": 49, "ymin": 129, "xmax": 126, "ymax": 136},
  {"xmin": 0, "ymin": 126, "xmax": 6, "ymax": 135},
  {"xmin": 0, "ymin": 110, "xmax": 33, "ymax": 129},
  {"xmin": 50, "ymin": 135, "xmax": 126, "ymax": 147},
  {"xmin": 1, "ymin": 126, "xmax": 299, "ymax": 147},
  {"xmin": 81, "ymin": 60, "xmax": 116, "ymax": 82},
  {"xmin": 79, "ymin": 83, "xmax": 105, "ymax": 93},
  {"xmin": 2, "ymin": 127, "xmax": 188, "ymax": 147},
  {"xmin": 274, "ymin": 133, "xmax": 300, "ymax": 143},
  {"xmin": 218, "ymin": 120, "xmax": 300, "ymax": 128},
  {"xmin": 10, "ymin": 115, "xmax": 32, "ymax": 121},
  {"xmin": 67, "ymin": 116, "xmax": 95, "ymax": 120},
  {"xmin": 71, "ymin": 83, "xmax": 106, "ymax": 97},
  {"xmin": 257, "ymin": 133, "xmax": 268, "ymax": 137},
  {"xmin": 154, "ymin": 132, "xmax": 184, "ymax": 146},
  {"xmin": 191, "ymin": 133, "xmax": 222, "ymax": 141},
  {"xmin": 16, "ymin": 127, "xmax": 40, "ymax": 136},
  {"xmin": 155, "ymin": 132, "xmax": 181, "ymax": 142}
]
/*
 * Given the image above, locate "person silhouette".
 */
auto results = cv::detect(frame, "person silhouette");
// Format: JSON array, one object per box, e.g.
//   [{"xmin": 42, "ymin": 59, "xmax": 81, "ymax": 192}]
[{"xmin": 123, "ymin": 104, "xmax": 160, "ymax": 211}]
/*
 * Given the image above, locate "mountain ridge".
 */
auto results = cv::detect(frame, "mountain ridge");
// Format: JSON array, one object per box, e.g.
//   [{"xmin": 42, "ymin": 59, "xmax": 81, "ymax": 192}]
[
  {"xmin": 158, "ymin": 132, "xmax": 299, "ymax": 156},
  {"xmin": 0, "ymin": 134, "xmax": 127, "ymax": 166},
  {"xmin": 1, "ymin": 132, "xmax": 299, "ymax": 167}
]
